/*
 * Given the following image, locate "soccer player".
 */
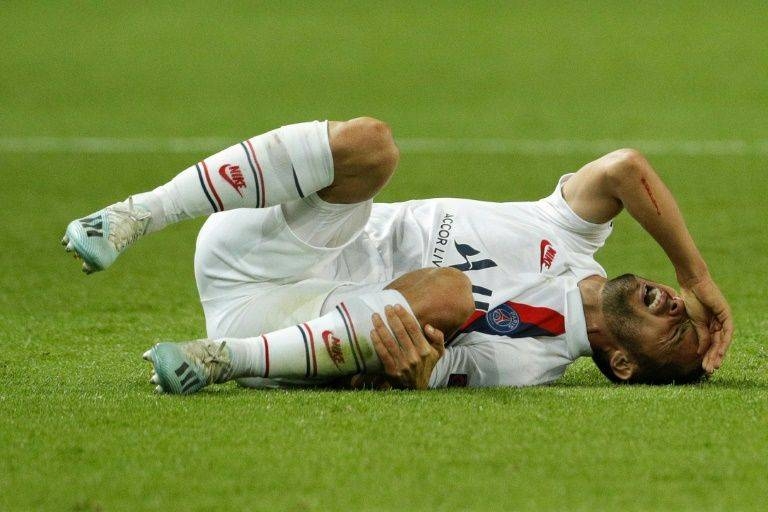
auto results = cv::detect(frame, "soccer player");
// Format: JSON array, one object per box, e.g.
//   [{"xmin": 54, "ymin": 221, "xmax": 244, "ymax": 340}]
[{"xmin": 62, "ymin": 118, "xmax": 733, "ymax": 393}]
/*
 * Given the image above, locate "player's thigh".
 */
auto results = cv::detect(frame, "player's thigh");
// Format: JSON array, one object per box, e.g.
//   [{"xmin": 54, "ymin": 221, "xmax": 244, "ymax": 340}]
[
  {"xmin": 202, "ymin": 278, "xmax": 352, "ymax": 338},
  {"xmin": 194, "ymin": 195, "xmax": 373, "ymax": 300}
]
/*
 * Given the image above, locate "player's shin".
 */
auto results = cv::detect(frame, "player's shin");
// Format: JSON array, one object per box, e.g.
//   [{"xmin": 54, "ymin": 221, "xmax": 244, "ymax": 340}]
[
  {"xmin": 63, "ymin": 121, "xmax": 334, "ymax": 273},
  {"xmin": 226, "ymin": 290, "xmax": 412, "ymax": 381},
  {"xmin": 143, "ymin": 291, "xmax": 414, "ymax": 394},
  {"xmin": 133, "ymin": 120, "xmax": 333, "ymax": 233}
]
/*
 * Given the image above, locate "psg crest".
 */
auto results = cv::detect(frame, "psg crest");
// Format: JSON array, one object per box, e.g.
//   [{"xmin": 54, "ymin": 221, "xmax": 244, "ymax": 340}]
[{"xmin": 487, "ymin": 303, "xmax": 520, "ymax": 334}]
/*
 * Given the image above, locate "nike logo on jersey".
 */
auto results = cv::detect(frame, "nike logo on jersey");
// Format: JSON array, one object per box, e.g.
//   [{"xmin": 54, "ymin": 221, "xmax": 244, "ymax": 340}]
[
  {"xmin": 321, "ymin": 330, "xmax": 345, "ymax": 368},
  {"xmin": 218, "ymin": 164, "xmax": 247, "ymax": 197},
  {"xmin": 539, "ymin": 239, "xmax": 557, "ymax": 272}
]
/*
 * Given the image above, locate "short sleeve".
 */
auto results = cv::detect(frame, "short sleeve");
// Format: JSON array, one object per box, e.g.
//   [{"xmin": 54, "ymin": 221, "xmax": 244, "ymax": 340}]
[
  {"xmin": 429, "ymin": 344, "xmax": 498, "ymax": 388},
  {"xmin": 429, "ymin": 338, "xmax": 570, "ymax": 388},
  {"xmin": 538, "ymin": 174, "xmax": 613, "ymax": 245},
  {"xmin": 536, "ymin": 174, "xmax": 613, "ymax": 277}
]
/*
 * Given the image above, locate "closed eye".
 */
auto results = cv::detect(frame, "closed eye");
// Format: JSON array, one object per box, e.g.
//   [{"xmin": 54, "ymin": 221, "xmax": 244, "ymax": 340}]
[{"xmin": 666, "ymin": 321, "xmax": 690, "ymax": 349}]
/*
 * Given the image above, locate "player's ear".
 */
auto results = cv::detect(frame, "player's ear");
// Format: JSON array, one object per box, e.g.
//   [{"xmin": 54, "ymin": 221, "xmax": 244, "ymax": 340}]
[{"xmin": 609, "ymin": 349, "xmax": 638, "ymax": 381}]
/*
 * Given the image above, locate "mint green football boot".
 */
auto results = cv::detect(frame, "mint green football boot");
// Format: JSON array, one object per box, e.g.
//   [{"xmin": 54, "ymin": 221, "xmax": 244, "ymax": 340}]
[
  {"xmin": 61, "ymin": 198, "xmax": 150, "ymax": 274},
  {"xmin": 142, "ymin": 340, "xmax": 234, "ymax": 395}
]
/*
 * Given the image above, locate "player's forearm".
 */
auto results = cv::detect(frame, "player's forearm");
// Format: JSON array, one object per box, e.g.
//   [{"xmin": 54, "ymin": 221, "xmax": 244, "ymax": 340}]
[{"xmin": 610, "ymin": 160, "xmax": 709, "ymax": 285}]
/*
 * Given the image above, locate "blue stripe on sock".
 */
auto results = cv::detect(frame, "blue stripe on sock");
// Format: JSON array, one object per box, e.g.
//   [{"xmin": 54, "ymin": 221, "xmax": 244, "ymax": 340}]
[
  {"xmin": 291, "ymin": 165, "xmax": 305, "ymax": 198},
  {"xmin": 337, "ymin": 306, "xmax": 362, "ymax": 373},
  {"xmin": 195, "ymin": 163, "xmax": 218, "ymax": 212},
  {"xmin": 240, "ymin": 141, "xmax": 261, "ymax": 208},
  {"xmin": 296, "ymin": 325, "xmax": 311, "ymax": 378}
]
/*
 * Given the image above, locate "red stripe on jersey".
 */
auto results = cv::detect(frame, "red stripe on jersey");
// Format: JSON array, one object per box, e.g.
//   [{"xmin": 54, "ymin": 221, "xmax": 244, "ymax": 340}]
[
  {"xmin": 262, "ymin": 335, "xmax": 270, "ymax": 378},
  {"xmin": 508, "ymin": 302, "xmax": 565, "ymax": 335},
  {"xmin": 201, "ymin": 160, "xmax": 224, "ymax": 211},
  {"xmin": 460, "ymin": 310, "xmax": 485, "ymax": 332},
  {"xmin": 304, "ymin": 322, "xmax": 317, "ymax": 377}
]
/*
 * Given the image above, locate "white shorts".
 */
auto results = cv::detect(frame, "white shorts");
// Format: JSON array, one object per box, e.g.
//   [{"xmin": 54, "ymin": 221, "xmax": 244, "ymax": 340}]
[{"xmin": 194, "ymin": 194, "xmax": 385, "ymax": 339}]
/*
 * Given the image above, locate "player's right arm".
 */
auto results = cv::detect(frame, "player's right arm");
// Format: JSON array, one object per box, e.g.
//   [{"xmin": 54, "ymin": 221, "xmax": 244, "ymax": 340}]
[
  {"xmin": 367, "ymin": 304, "xmax": 445, "ymax": 390},
  {"xmin": 561, "ymin": 149, "xmax": 733, "ymax": 373},
  {"xmin": 366, "ymin": 306, "xmax": 563, "ymax": 389}
]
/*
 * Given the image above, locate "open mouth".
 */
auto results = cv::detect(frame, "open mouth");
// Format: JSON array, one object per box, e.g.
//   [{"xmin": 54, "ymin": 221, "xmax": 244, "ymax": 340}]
[{"xmin": 643, "ymin": 284, "xmax": 666, "ymax": 312}]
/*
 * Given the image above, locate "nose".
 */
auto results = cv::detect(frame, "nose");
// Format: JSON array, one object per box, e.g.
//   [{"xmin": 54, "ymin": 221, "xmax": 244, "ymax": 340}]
[{"xmin": 669, "ymin": 296, "xmax": 685, "ymax": 318}]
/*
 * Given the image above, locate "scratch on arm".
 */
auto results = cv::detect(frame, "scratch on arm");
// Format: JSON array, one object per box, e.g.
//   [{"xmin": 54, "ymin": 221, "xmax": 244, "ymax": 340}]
[{"xmin": 640, "ymin": 176, "xmax": 661, "ymax": 215}]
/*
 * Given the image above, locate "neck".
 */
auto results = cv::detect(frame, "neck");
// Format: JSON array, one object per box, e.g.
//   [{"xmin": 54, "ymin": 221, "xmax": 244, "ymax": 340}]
[{"xmin": 578, "ymin": 275, "xmax": 613, "ymax": 352}]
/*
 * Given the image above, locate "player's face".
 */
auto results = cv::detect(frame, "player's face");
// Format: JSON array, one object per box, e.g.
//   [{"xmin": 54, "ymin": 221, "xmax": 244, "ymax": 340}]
[{"xmin": 603, "ymin": 274, "xmax": 701, "ymax": 369}]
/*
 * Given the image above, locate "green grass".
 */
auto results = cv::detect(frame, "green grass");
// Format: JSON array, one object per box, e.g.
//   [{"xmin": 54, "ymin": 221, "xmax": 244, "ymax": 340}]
[{"xmin": 1, "ymin": 1, "xmax": 767, "ymax": 510}]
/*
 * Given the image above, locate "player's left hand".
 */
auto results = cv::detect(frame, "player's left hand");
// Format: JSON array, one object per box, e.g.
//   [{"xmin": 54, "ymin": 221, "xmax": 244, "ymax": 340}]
[
  {"xmin": 680, "ymin": 275, "xmax": 733, "ymax": 374},
  {"xmin": 369, "ymin": 304, "xmax": 445, "ymax": 390}
]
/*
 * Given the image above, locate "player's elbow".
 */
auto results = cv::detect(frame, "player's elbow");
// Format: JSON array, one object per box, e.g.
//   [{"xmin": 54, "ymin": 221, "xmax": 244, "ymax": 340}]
[
  {"xmin": 604, "ymin": 148, "xmax": 652, "ymax": 187},
  {"xmin": 613, "ymin": 148, "xmax": 649, "ymax": 170}
]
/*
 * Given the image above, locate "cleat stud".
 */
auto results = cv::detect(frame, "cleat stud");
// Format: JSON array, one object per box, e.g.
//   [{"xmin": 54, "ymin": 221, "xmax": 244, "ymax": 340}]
[
  {"xmin": 155, "ymin": 385, "xmax": 164, "ymax": 393},
  {"xmin": 142, "ymin": 349, "xmax": 153, "ymax": 361},
  {"xmin": 65, "ymin": 242, "xmax": 74, "ymax": 252},
  {"xmin": 150, "ymin": 374, "xmax": 159, "ymax": 385},
  {"xmin": 82, "ymin": 262, "xmax": 93, "ymax": 274},
  {"xmin": 61, "ymin": 235, "xmax": 69, "ymax": 246}
]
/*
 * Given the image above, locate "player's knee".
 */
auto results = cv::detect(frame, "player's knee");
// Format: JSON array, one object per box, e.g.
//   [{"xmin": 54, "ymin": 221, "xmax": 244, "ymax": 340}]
[
  {"xmin": 420, "ymin": 268, "xmax": 474, "ymax": 333},
  {"xmin": 349, "ymin": 116, "xmax": 399, "ymax": 177},
  {"xmin": 332, "ymin": 117, "xmax": 398, "ymax": 178},
  {"xmin": 324, "ymin": 117, "xmax": 399, "ymax": 203}
]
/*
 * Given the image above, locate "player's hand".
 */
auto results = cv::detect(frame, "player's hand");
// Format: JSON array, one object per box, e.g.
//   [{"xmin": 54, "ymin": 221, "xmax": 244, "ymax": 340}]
[
  {"xmin": 680, "ymin": 276, "xmax": 733, "ymax": 374},
  {"xmin": 370, "ymin": 304, "xmax": 445, "ymax": 390}
]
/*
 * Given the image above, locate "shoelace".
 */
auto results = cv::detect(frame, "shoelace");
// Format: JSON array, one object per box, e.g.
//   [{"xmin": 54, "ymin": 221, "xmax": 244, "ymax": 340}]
[
  {"xmin": 107, "ymin": 198, "xmax": 150, "ymax": 252},
  {"xmin": 195, "ymin": 340, "xmax": 232, "ymax": 383}
]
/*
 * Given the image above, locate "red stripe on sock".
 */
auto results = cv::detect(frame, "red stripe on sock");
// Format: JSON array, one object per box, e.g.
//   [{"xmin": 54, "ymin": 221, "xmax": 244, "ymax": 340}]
[
  {"xmin": 244, "ymin": 139, "xmax": 266, "ymax": 207},
  {"xmin": 304, "ymin": 323, "xmax": 317, "ymax": 377},
  {"xmin": 201, "ymin": 160, "xmax": 224, "ymax": 211},
  {"xmin": 340, "ymin": 302, "xmax": 365, "ymax": 372},
  {"xmin": 262, "ymin": 335, "xmax": 270, "ymax": 378}
]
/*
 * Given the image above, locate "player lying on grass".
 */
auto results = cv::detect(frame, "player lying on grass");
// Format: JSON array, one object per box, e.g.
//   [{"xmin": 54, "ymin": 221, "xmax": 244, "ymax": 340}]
[{"xmin": 62, "ymin": 117, "xmax": 733, "ymax": 392}]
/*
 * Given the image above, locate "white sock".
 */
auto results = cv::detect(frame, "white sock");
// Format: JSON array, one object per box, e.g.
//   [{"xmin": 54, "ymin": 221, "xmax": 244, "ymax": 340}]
[
  {"xmin": 223, "ymin": 290, "xmax": 412, "ymax": 381},
  {"xmin": 131, "ymin": 120, "xmax": 333, "ymax": 233}
]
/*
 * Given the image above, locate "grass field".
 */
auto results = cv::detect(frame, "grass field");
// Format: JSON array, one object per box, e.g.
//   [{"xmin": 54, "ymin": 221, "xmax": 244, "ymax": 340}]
[{"xmin": 1, "ymin": 1, "xmax": 767, "ymax": 510}]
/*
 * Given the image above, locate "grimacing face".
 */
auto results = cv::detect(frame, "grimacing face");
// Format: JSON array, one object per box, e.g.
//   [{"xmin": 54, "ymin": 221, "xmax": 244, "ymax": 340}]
[{"xmin": 601, "ymin": 274, "xmax": 702, "ymax": 372}]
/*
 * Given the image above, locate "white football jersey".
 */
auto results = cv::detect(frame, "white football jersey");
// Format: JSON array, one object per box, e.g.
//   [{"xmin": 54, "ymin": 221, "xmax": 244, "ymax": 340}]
[{"xmin": 342, "ymin": 174, "xmax": 614, "ymax": 388}]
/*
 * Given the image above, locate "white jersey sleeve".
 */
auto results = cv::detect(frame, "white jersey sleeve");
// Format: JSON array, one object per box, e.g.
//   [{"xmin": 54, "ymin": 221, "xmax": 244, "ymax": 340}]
[
  {"xmin": 536, "ymin": 174, "xmax": 613, "ymax": 278},
  {"xmin": 428, "ymin": 337, "xmax": 572, "ymax": 388},
  {"xmin": 428, "ymin": 342, "xmax": 495, "ymax": 388}
]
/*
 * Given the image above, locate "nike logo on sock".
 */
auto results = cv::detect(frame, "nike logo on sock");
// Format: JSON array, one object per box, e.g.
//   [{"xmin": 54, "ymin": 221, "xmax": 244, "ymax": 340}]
[
  {"xmin": 218, "ymin": 164, "xmax": 247, "ymax": 197},
  {"xmin": 322, "ymin": 330, "xmax": 345, "ymax": 369}
]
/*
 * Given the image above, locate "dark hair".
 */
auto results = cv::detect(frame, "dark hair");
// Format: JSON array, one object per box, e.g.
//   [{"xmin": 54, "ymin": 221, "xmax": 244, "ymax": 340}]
[{"xmin": 591, "ymin": 346, "xmax": 707, "ymax": 385}]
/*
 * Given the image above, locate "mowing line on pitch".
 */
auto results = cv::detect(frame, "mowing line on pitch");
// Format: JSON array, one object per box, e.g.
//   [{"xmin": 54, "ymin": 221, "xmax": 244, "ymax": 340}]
[{"xmin": 1, "ymin": 136, "xmax": 767, "ymax": 156}]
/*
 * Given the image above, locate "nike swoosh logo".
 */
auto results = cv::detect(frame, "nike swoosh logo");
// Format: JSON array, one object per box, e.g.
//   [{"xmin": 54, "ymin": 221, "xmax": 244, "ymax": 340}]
[
  {"xmin": 322, "ymin": 330, "xmax": 345, "ymax": 368},
  {"xmin": 219, "ymin": 165, "xmax": 244, "ymax": 197},
  {"xmin": 540, "ymin": 239, "xmax": 553, "ymax": 272}
]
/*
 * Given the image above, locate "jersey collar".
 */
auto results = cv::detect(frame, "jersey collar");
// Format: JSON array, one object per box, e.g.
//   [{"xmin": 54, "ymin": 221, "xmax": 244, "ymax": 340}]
[{"xmin": 564, "ymin": 284, "xmax": 593, "ymax": 358}]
